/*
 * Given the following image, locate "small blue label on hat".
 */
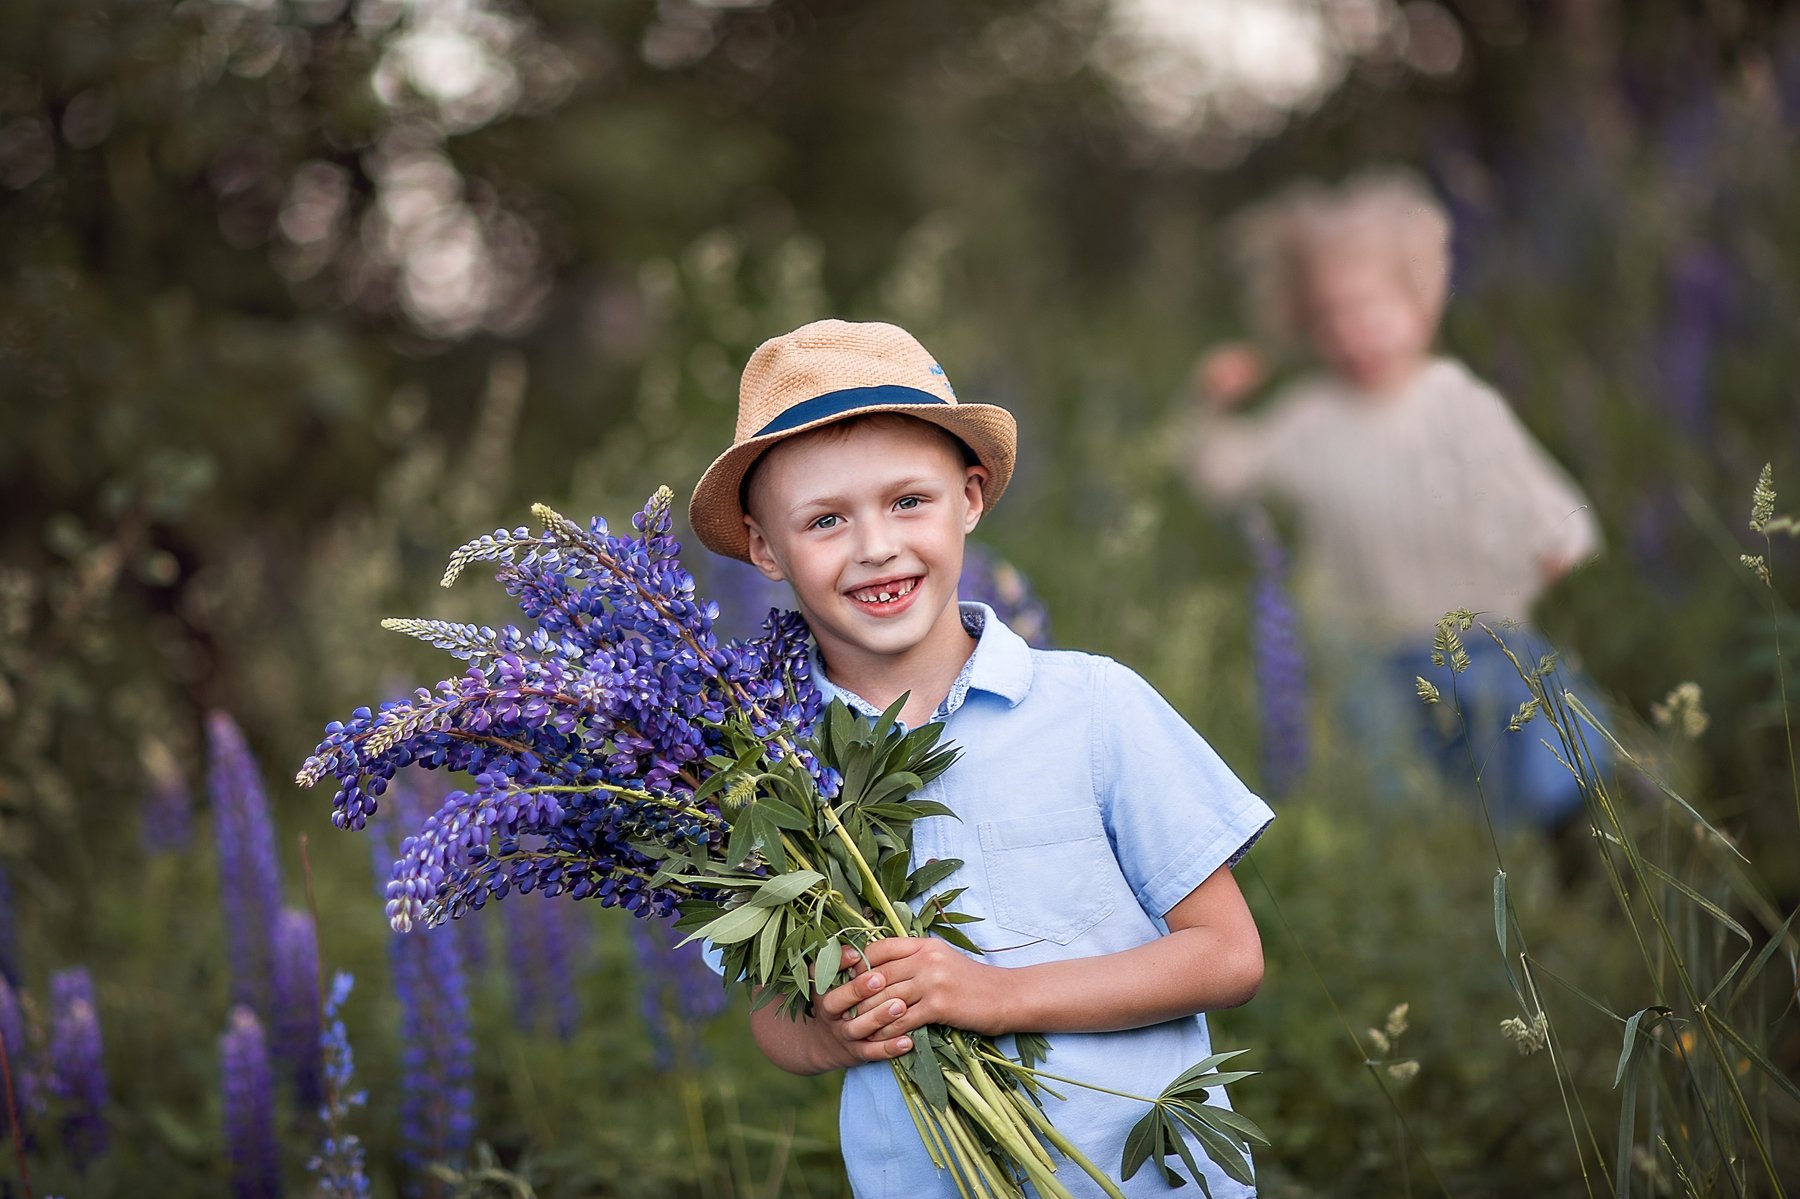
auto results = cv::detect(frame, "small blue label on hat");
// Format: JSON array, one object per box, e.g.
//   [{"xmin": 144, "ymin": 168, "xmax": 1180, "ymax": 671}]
[{"xmin": 929, "ymin": 363, "xmax": 956, "ymax": 398}]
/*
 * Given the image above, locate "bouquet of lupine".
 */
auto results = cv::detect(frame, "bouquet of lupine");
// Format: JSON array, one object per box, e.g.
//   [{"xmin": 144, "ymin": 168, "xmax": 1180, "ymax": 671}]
[{"xmin": 297, "ymin": 489, "xmax": 1263, "ymax": 1199}]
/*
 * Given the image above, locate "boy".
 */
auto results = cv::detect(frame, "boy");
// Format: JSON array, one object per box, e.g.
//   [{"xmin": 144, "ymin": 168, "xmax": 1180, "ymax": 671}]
[{"xmin": 689, "ymin": 319, "xmax": 1274, "ymax": 1198}]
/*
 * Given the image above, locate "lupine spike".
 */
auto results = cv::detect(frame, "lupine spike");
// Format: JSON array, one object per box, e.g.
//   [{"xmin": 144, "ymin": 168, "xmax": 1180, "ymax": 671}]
[
  {"xmin": 47, "ymin": 968, "xmax": 108, "ymax": 1168},
  {"xmin": 308, "ymin": 972, "xmax": 371, "ymax": 1198},
  {"xmin": 272, "ymin": 907, "xmax": 325, "ymax": 1110},
  {"xmin": 220, "ymin": 1006, "xmax": 279, "ymax": 1199},
  {"xmin": 440, "ymin": 527, "xmax": 533, "ymax": 588},
  {"xmin": 208, "ymin": 712, "xmax": 283, "ymax": 1015}
]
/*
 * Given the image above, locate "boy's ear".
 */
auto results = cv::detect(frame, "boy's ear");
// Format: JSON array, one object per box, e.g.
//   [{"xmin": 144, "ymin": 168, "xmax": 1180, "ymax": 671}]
[
  {"xmin": 743, "ymin": 516, "xmax": 787, "ymax": 581},
  {"xmin": 961, "ymin": 464, "xmax": 989, "ymax": 533}
]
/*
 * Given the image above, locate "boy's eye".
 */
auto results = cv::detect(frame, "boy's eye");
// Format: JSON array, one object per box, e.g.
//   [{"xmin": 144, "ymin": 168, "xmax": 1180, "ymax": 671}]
[
  {"xmin": 895, "ymin": 496, "xmax": 921, "ymax": 511},
  {"xmin": 810, "ymin": 514, "xmax": 840, "ymax": 530}
]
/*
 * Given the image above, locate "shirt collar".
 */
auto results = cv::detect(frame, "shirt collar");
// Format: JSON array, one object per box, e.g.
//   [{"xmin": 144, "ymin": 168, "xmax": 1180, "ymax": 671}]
[{"xmin": 813, "ymin": 601, "xmax": 1035, "ymax": 722}]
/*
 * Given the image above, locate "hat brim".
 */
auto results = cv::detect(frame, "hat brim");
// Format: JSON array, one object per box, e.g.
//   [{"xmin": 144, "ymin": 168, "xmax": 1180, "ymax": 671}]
[{"xmin": 689, "ymin": 401, "xmax": 1017, "ymax": 562}]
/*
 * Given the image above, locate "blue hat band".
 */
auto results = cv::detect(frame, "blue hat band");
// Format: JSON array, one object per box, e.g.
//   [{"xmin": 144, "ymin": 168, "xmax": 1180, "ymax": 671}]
[{"xmin": 753, "ymin": 385, "xmax": 948, "ymax": 438}]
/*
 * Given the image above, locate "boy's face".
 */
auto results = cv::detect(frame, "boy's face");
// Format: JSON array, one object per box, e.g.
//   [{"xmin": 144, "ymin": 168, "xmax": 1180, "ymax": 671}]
[
  {"xmin": 1300, "ymin": 252, "xmax": 1435, "ymax": 393},
  {"xmin": 743, "ymin": 418, "xmax": 987, "ymax": 679}
]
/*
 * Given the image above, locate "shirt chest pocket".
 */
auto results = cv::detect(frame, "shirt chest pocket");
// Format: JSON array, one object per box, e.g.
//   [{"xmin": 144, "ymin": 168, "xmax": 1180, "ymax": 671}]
[{"xmin": 978, "ymin": 806, "xmax": 1116, "ymax": 946}]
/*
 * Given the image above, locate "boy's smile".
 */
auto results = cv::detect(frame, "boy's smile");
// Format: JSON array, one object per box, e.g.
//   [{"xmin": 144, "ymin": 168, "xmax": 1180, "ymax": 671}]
[{"xmin": 742, "ymin": 416, "xmax": 987, "ymax": 712}]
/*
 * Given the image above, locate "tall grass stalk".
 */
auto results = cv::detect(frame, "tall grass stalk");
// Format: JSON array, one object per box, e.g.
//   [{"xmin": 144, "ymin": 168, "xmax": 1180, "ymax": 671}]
[{"xmin": 1454, "ymin": 469, "xmax": 1800, "ymax": 1198}]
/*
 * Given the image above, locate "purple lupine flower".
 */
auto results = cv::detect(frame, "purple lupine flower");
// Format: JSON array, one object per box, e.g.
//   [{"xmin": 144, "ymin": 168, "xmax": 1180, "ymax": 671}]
[
  {"xmin": 210, "ymin": 711, "xmax": 284, "ymax": 1014},
  {"xmin": 0, "ymin": 864, "xmax": 18, "ymax": 989},
  {"xmin": 628, "ymin": 915, "xmax": 728, "ymax": 1070},
  {"xmin": 501, "ymin": 880, "xmax": 588, "ymax": 1039},
  {"xmin": 221, "ymin": 1006, "xmax": 280, "ymax": 1199},
  {"xmin": 391, "ymin": 923, "xmax": 475, "ymax": 1194},
  {"xmin": 1243, "ymin": 509, "xmax": 1309, "ymax": 797},
  {"xmin": 0, "ymin": 972, "xmax": 30, "ymax": 1144},
  {"xmin": 309, "ymin": 972, "xmax": 370, "ymax": 1198},
  {"xmin": 309, "ymin": 972, "xmax": 370, "ymax": 1199},
  {"xmin": 140, "ymin": 738, "xmax": 194, "ymax": 855},
  {"xmin": 46, "ymin": 968, "xmax": 107, "ymax": 1168},
  {"xmin": 693, "ymin": 554, "xmax": 790, "ymax": 642},
  {"xmin": 958, "ymin": 542, "xmax": 1051, "ymax": 647},
  {"xmin": 1657, "ymin": 244, "xmax": 1732, "ymax": 436},
  {"xmin": 299, "ymin": 492, "xmax": 830, "ymax": 935},
  {"xmin": 271, "ymin": 907, "xmax": 324, "ymax": 1110}
]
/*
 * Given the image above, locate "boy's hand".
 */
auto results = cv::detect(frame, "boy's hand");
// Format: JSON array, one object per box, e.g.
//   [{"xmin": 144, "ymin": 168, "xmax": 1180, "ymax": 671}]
[
  {"xmin": 835, "ymin": 937, "xmax": 1010, "ymax": 1039},
  {"xmin": 808, "ymin": 944, "xmax": 917, "ymax": 1065}
]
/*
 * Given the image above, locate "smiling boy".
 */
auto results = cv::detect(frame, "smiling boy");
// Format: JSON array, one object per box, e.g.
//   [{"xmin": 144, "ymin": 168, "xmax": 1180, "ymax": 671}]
[{"xmin": 689, "ymin": 319, "xmax": 1274, "ymax": 1198}]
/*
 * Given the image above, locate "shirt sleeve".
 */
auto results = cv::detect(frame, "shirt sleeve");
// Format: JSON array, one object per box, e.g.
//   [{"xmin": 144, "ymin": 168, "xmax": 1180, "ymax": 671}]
[
  {"xmin": 1182, "ymin": 389, "xmax": 1320, "ymax": 505},
  {"xmin": 1454, "ymin": 371, "xmax": 1603, "ymax": 567},
  {"xmin": 1092, "ymin": 658, "xmax": 1275, "ymax": 919}
]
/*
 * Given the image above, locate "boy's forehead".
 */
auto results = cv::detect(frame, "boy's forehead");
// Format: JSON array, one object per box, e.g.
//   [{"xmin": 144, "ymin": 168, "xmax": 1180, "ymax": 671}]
[{"xmin": 747, "ymin": 417, "xmax": 967, "ymax": 506}]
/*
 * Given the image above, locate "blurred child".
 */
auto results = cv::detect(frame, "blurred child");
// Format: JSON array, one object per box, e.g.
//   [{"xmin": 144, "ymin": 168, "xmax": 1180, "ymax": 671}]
[
  {"xmin": 1183, "ymin": 170, "xmax": 1603, "ymax": 828},
  {"xmin": 690, "ymin": 319, "xmax": 1273, "ymax": 1196}
]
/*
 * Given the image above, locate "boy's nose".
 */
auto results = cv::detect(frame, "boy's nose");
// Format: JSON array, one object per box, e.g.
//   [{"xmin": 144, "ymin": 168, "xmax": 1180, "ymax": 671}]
[{"xmin": 855, "ymin": 517, "xmax": 900, "ymax": 566}]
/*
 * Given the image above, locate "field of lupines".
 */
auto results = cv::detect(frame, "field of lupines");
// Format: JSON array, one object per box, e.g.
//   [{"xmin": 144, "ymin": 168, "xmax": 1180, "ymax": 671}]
[
  {"xmin": 3, "ymin": 461, "xmax": 1795, "ymax": 1198},
  {"xmin": 5, "ymin": 5, "xmax": 1800, "ymax": 1197}
]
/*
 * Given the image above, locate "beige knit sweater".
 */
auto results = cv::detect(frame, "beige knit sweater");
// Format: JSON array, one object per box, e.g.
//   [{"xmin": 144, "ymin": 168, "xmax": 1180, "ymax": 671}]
[{"xmin": 1186, "ymin": 357, "xmax": 1601, "ymax": 648}]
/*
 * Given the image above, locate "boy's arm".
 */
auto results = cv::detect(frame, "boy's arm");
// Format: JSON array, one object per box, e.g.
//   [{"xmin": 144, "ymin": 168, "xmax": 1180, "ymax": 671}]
[{"xmin": 830, "ymin": 862, "xmax": 1262, "ymax": 1040}]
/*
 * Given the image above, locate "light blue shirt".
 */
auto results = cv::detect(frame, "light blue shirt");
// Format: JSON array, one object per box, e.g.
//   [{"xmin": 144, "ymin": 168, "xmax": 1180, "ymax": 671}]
[{"xmin": 818, "ymin": 603, "xmax": 1274, "ymax": 1199}]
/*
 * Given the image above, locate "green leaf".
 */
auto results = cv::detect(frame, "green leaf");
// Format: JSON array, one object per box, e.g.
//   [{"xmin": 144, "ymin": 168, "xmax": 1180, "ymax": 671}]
[
  {"xmin": 1177, "ymin": 1101, "xmax": 1269, "ymax": 1148},
  {"xmin": 1170, "ymin": 1103, "xmax": 1256, "ymax": 1186},
  {"xmin": 873, "ymin": 692, "xmax": 907, "ymax": 744},
  {"xmin": 1727, "ymin": 902, "xmax": 1800, "ymax": 1008},
  {"xmin": 756, "ymin": 906, "xmax": 782, "ymax": 983},
  {"xmin": 1613, "ymin": 1007, "xmax": 1671, "ymax": 1089},
  {"xmin": 749, "ymin": 869, "xmax": 825, "ymax": 908},
  {"xmin": 905, "ymin": 857, "xmax": 963, "ymax": 899},
  {"xmin": 1121, "ymin": 1108, "xmax": 1160, "ymax": 1183},
  {"xmin": 927, "ymin": 923, "xmax": 984, "ymax": 954},
  {"xmin": 1710, "ymin": 1013, "xmax": 1800, "ymax": 1105},
  {"xmin": 1163, "ymin": 1050, "xmax": 1253, "ymax": 1095},
  {"xmin": 862, "ymin": 771, "xmax": 927, "ymax": 807},
  {"xmin": 679, "ymin": 903, "xmax": 772, "ymax": 948},
  {"xmin": 812, "ymin": 934, "xmax": 842, "ymax": 997},
  {"xmin": 907, "ymin": 1025, "xmax": 949, "ymax": 1110}
]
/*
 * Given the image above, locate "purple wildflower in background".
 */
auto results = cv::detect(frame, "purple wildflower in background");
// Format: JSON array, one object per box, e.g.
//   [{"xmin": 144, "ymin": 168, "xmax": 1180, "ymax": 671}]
[
  {"xmin": 501, "ymin": 881, "xmax": 588, "ymax": 1039},
  {"xmin": 221, "ymin": 1006, "xmax": 280, "ymax": 1199},
  {"xmin": 46, "ymin": 968, "xmax": 107, "ymax": 1168},
  {"xmin": 209, "ymin": 711, "xmax": 284, "ymax": 1014},
  {"xmin": 140, "ymin": 738, "xmax": 194, "ymax": 856},
  {"xmin": 309, "ymin": 972, "xmax": 371, "ymax": 1199},
  {"xmin": 628, "ymin": 915, "xmax": 728, "ymax": 1070},
  {"xmin": 0, "ymin": 864, "xmax": 18, "ymax": 989},
  {"xmin": 694, "ymin": 554, "xmax": 790, "ymax": 642},
  {"xmin": 272, "ymin": 907, "xmax": 324, "ymax": 1110},
  {"xmin": 1243, "ymin": 509, "xmax": 1309, "ymax": 798},
  {"xmin": 0, "ymin": 972, "xmax": 30, "ymax": 1144},
  {"xmin": 1657, "ymin": 244, "xmax": 1732, "ymax": 435},
  {"xmin": 309, "ymin": 972, "xmax": 370, "ymax": 1198},
  {"xmin": 959, "ymin": 542, "xmax": 1051, "ymax": 647},
  {"xmin": 391, "ymin": 923, "xmax": 475, "ymax": 1194}
]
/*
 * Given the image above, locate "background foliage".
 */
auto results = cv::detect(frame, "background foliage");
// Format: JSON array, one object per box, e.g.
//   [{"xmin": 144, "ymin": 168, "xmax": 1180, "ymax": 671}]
[{"xmin": 2, "ymin": 0, "xmax": 1797, "ymax": 1195}]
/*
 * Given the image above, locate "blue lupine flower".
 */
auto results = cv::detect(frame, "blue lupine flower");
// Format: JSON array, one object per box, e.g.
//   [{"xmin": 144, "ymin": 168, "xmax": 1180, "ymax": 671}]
[
  {"xmin": 959, "ymin": 542, "xmax": 1052, "ymax": 648},
  {"xmin": 300, "ymin": 493, "xmax": 828, "ymax": 935},
  {"xmin": 220, "ymin": 1006, "xmax": 279, "ymax": 1199},
  {"xmin": 140, "ymin": 738, "xmax": 194, "ymax": 856},
  {"xmin": 502, "ymin": 881, "xmax": 589, "ymax": 1038},
  {"xmin": 0, "ymin": 864, "xmax": 18, "ymax": 989},
  {"xmin": 0, "ymin": 972, "xmax": 30, "ymax": 1144},
  {"xmin": 46, "ymin": 967, "xmax": 107, "ymax": 1168},
  {"xmin": 272, "ymin": 907, "xmax": 324, "ymax": 1110},
  {"xmin": 1243, "ymin": 510, "xmax": 1309, "ymax": 797},
  {"xmin": 391, "ymin": 922, "xmax": 475, "ymax": 1193},
  {"xmin": 308, "ymin": 972, "xmax": 371, "ymax": 1199},
  {"xmin": 628, "ymin": 915, "xmax": 727, "ymax": 1070},
  {"xmin": 210, "ymin": 711, "xmax": 284, "ymax": 1014}
]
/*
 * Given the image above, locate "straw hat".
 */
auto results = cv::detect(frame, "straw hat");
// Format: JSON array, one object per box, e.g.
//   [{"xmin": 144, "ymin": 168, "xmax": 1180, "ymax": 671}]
[{"xmin": 689, "ymin": 319, "xmax": 1017, "ymax": 561}]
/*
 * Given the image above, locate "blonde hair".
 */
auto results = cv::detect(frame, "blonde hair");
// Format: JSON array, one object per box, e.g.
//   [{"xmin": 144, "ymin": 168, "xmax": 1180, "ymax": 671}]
[{"xmin": 1231, "ymin": 168, "xmax": 1452, "ymax": 345}]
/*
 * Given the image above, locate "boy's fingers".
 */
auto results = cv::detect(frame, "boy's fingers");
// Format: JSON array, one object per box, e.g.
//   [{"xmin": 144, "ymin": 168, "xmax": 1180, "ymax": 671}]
[
  {"xmin": 858, "ymin": 1034, "xmax": 913, "ymax": 1062},
  {"xmin": 859, "ymin": 938, "xmax": 921, "ymax": 968},
  {"xmin": 842, "ymin": 997, "xmax": 908, "ymax": 1042},
  {"xmin": 815, "ymin": 970, "xmax": 885, "ymax": 1020}
]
